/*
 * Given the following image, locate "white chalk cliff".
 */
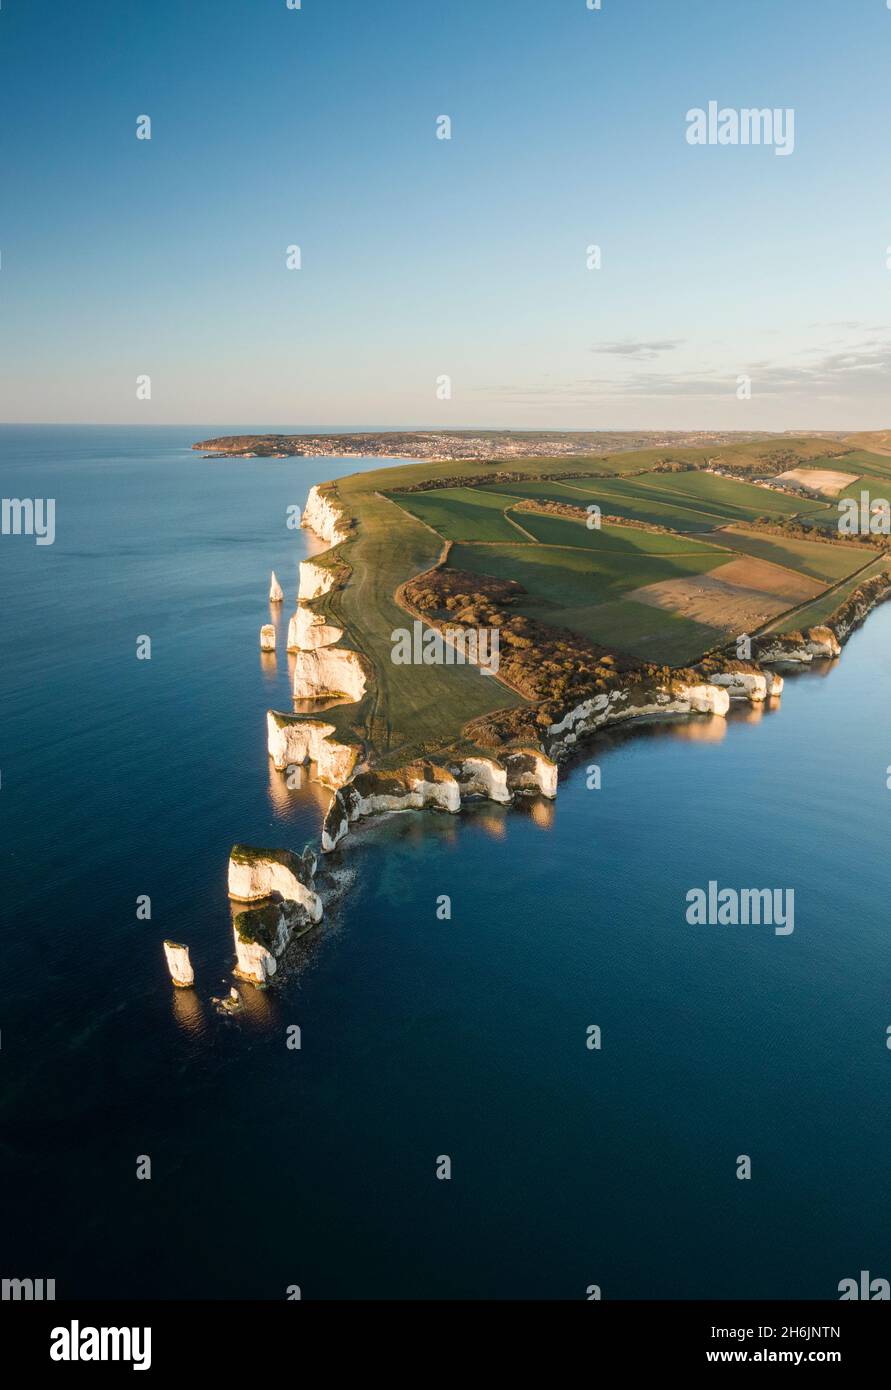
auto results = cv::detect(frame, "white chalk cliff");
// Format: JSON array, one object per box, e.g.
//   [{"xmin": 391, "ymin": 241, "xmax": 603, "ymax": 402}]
[
  {"xmin": 321, "ymin": 798, "xmax": 350, "ymax": 852},
  {"xmin": 547, "ymin": 680, "xmax": 729, "ymax": 745},
  {"xmin": 294, "ymin": 485, "xmax": 368, "ymax": 700},
  {"xmin": 287, "ymin": 605, "xmax": 343, "ymax": 652},
  {"xmin": 298, "ymin": 559, "xmax": 337, "ymax": 602},
  {"xmin": 163, "ymin": 941, "xmax": 194, "ymax": 987},
  {"xmin": 233, "ymin": 908, "xmax": 289, "ymax": 985},
  {"xmin": 833, "ymin": 587, "xmax": 890, "ymax": 640},
  {"xmin": 269, "ymin": 571, "xmax": 284, "ymax": 602},
  {"xmin": 803, "ymin": 625, "xmax": 842, "ymax": 656},
  {"xmin": 757, "ymin": 625, "xmax": 841, "ymax": 663},
  {"xmin": 301, "ymin": 484, "xmax": 352, "ymax": 545},
  {"xmin": 504, "ymin": 749, "xmax": 559, "ymax": 798},
  {"xmin": 322, "ymin": 764, "xmax": 459, "ymax": 851},
  {"xmin": 293, "ymin": 646, "xmax": 368, "ymax": 701},
  {"xmin": 321, "ymin": 753, "xmax": 559, "ymax": 852},
  {"xmin": 267, "ymin": 711, "xmax": 359, "ymax": 787},
  {"xmin": 348, "ymin": 765, "xmax": 461, "ymax": 817},
  {"xmin": 450, "ymin": 756, "xmax": 511, "ymax": 804},
  {"xmin": 232, "ymin": 898, "xmax": 316, "ymax": 986},
  {"xmin": 709, "ymin": 669, "xmax": 784, "ymax": 702},
  {"xmin": 228, "ymin": 844, "xmax": 323, "ymax": 923}
]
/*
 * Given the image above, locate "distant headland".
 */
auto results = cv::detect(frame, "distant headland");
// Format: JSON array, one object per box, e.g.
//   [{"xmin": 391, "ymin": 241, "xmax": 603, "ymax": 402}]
[{"xmin": 191, "ymin": 428, "xmax": 847, "ymax": 464}]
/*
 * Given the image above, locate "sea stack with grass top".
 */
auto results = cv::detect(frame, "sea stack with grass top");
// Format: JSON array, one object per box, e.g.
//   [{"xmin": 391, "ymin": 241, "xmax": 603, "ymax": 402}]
[{"xmin": 163, "ymin": 941, "xmax": 195, "ymax": 988}]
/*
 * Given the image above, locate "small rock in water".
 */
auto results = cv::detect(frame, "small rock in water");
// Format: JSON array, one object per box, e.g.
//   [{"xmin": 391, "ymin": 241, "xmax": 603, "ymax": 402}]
[
  {"xmin": 269, "ymin": 571, "xmax": 284, "ymax": 602},
  {"xmin": 211, "ymin": 985, "xmax": 244, "ymax": 1016},
  {"xmin": 260, "ymin": 623, "xmax": 276, "ymax": 651}
]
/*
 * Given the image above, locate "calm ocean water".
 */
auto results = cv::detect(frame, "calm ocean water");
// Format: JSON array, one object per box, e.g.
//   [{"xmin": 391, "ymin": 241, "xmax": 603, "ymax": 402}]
[{"xmin": 1, "ymin": 425, "xmax": 889, "ymax": 1300}]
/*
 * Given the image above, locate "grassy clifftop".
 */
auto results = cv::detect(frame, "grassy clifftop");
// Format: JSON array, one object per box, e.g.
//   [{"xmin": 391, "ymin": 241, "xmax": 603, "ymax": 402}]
[{"xmin": 294, "ymin": 435, "xmax": 890, "ymax": 765}]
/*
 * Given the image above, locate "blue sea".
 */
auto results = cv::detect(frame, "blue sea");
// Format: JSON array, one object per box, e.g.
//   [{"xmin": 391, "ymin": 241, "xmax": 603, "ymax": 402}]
[{"xmin": 1, "ymin": 425, "xmax": 889, "ymax": 1300}]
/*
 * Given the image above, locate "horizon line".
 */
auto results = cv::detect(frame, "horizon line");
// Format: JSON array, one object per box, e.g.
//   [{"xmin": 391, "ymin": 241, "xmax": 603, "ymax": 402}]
[{"xmin": 0, "ymin": 422, "xmax": 875, "ymax": 434}]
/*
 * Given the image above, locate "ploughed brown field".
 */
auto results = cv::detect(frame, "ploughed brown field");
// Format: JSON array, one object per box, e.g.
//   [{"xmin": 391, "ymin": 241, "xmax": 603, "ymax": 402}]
[
  {"xmin": 627, "ymin": 557, "xmax": 824, "ymax": 633},
  {"xmin": 774, "ymin": 467, "xmax": 859, "ymax": 497}
]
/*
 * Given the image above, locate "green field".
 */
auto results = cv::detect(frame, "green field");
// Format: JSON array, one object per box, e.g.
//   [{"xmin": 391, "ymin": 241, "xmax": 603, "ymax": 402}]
[
  {"xmin": 448, "ymin": 540, "xmax": 727, "ymax": 602},
  {"xmin": 837, "ymin": 475, "xmax": 891, "ymax": 504},
  {"xmin": 481, "ymin": 478, "xmax": 728, "ymax": 532},
  {"xmin": 447, "ymin": 541, "xmax": 729, "ymax": 661},
  {"xmin": 714, "ymin": 526, "xmax": 874, "ymax": 582},
  {"xmin": 550, "ymin": 598, "xmax": 725, "ymax": 664},
  {"xmin": 631, "ymin": 470, "xmax": 832, "ymax": 521},
  {"xmin": 817, "ymin": 450, "xmax": 891, "ymax": 481},
  {"xmin": 388, "ymin": 487, "xmax": 534, "ymax": 542},
  {"xmin": 508, "ymin": 509, "xmax": 729, "ymax": 557},
  {"xmin": 481, "ymin": 478, "xmax": 619, "ymax": 506},
  {"xmin": 500, "ymin": 470, "xmax": 830, "ymax": 529}
]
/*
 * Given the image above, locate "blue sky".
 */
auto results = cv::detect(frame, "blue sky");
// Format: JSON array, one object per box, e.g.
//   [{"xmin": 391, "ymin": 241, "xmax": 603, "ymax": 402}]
[{"xmin": 1, "ymin": 0, "xmax": 889, "ymax": 429}]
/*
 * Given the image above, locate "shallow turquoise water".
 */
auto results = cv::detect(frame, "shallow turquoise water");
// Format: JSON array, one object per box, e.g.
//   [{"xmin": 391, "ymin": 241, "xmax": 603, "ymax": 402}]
[{"xmin": 1, "ymin": 426, "xmax": 889, "ymax": 1299}]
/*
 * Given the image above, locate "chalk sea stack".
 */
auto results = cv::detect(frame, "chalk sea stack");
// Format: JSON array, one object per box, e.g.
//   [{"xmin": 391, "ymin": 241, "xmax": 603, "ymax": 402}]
[
  {"xmin": 232, "ymin": 896, "xmax": 315, "ymax": 985},
  {"xmin": 163, "ymin": 941, "xmax": 194, "ymax": 988}
]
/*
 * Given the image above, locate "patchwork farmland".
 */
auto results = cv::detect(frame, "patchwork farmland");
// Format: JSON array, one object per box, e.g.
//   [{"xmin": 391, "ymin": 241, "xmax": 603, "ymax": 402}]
[
  {"xmin": 293, "ymin": 436, "xmax": 891, "ymax": 764},
  {"xmin": 386, "ymin": 450, "xmax": 888, "ymax": 665}
]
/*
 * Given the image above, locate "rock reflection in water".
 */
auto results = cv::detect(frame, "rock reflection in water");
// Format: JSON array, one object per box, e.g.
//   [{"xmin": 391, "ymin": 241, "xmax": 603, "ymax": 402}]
[{"xmin": 171, "ymin": 986, "xmax": 206, "ymax": 1037}]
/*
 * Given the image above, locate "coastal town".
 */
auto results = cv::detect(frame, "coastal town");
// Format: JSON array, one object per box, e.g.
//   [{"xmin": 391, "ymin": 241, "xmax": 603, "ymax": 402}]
[{"xmin": 192, "ymin": 428, "xmax": 840, "ymax": 464}]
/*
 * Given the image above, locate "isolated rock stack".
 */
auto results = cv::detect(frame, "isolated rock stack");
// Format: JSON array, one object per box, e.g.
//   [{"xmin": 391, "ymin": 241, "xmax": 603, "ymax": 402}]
[{"xmin": 163, "ymin": 941, "xmax": 194, "ymax": 988}]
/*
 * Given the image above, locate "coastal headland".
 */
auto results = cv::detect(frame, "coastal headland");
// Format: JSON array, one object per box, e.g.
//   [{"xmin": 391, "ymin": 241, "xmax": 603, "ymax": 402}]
[
  {"xmin": 190, "ymin": 429, "xmax": 891, "ymax": 986},
  {"xmin": 197, "ymin": 429, "xmax": 891, "ymax": 757}
]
